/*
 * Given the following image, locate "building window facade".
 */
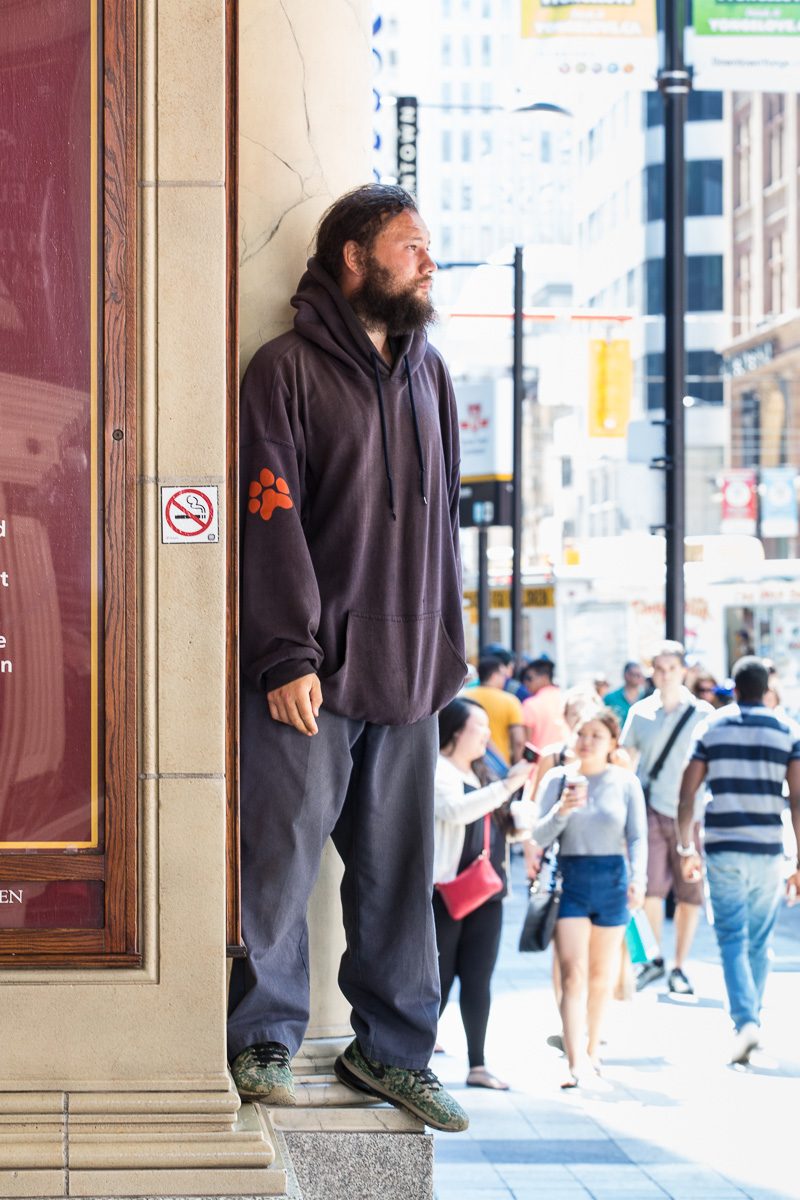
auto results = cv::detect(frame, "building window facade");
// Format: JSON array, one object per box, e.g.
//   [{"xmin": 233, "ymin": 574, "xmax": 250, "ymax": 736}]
[
  {"xmin": 644, "ymin": 160, "xmax": 722, "ymax": 221},
  {"xmin": 767, "ymin": 233, "xmax": 784, "ymax": 315},
  {"xmin": 735, "ymin": 249, "xmax": 752, "ymax": 334},
  {"xmin": 734, "ymin": 112, "xmax": 751, "ymax": 208},
  {"xmin": 687, "ymin": 255, "xmax": 723, "ymax": 312},
  {"xmin": 764, "ymin": 94, "xmax": 784, "ymax": 187}
]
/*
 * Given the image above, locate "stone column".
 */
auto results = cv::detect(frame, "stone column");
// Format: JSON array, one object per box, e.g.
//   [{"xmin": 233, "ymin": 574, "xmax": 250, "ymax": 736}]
[{"xmin": 238, "ymin": 0, "xmax": 370, "ymax": 1092}]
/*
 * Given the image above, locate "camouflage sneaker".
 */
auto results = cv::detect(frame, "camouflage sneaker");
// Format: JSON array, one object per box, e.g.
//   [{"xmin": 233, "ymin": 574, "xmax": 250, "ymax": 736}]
[
  {"xmin": 334, "ymin": 1038, "xmax": 469, "ymax": 1132},
  {"xmin": 230, "ymin": 1042, "xmax": 296, "ymax": 1105}
]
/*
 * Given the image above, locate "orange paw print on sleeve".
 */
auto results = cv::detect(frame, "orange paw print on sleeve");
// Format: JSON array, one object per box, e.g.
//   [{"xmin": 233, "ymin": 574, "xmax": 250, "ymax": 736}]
[{"xmin": 248, "ymin": 467, "xmax": 294, "ymax": 521}]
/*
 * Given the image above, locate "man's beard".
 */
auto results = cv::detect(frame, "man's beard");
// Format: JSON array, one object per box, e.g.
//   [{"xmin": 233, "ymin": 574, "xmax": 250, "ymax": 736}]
[{"xmin": 349, "ymin": 255, "xmax": 437, "ymax": 337}]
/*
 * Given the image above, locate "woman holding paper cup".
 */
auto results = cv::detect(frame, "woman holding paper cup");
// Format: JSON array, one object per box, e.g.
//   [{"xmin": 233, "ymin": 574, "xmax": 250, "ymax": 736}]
[{"xmin": 534, "ymin": 709, "xmax": 647, "ymax": 1087}]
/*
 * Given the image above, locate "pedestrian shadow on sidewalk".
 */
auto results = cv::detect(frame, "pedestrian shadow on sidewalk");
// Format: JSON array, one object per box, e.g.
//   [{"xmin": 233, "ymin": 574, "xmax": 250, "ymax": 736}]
[
  {"xmin": 728, "ymin": 1053, "xmax": 800, "ymax": 1078},
  {"xmin": 598, "ymin": 1082, "xmax": 683, "ymax": 1107},
  {"xmin": 656, "ymin": 993, "xmax": 726, "ymax": 1010},
  {"xmin": 597, "ymin": 1055, "xmax": 669, "ymax": 1071},
  {"xmin": 560, "ymin": 1076, "xmax": 683, "ymax": 1107}
]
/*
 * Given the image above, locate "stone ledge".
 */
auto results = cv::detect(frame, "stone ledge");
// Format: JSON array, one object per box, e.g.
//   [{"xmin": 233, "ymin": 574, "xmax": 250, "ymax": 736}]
[
  {"xmin": 0, "ymin": 1102, "xmax": 285, "ymax": 1198},
  {"xmin": 282, "ymin": 1130, "xmax": 433, "ymax": 1200},
  {"xmin": 268, "ymin": 1105, "xmax": 423, "ymax": 1134},
  {"xmin": 67, "ymin": 1167, "xmax": 286, "ymax": 1198},
  {"xmin": 291, "ymin": 1076, "xmax": 382, "ymax": 1108}
]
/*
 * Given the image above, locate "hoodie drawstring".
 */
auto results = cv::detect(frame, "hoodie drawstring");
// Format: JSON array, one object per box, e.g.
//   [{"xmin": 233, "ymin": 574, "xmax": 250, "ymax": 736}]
[
  {"xmin": 371, "ymin": 353, "xmax": 429, "ymax": 518},
  {"xmin": 371, "ymin": 354, "xmax": 397, "ymax": 520},
  {"xmin": 404, "ymin": 355, "xmax": 428, "ymax": 506}
]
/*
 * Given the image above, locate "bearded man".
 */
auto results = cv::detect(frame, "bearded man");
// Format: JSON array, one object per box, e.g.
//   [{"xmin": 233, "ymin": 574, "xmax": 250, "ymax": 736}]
[{"xmin": 227, "ymin": 185, "xmax": 469, "ymax": 1131}]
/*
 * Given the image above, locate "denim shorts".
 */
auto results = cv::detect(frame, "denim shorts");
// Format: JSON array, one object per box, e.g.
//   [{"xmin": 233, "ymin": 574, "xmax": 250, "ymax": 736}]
[{"xmin": 558, "ymin": 855, "xmax": 629, "ymax": 927}]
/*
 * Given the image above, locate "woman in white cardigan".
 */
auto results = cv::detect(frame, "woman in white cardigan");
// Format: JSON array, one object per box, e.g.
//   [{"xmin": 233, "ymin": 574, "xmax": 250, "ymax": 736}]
[{"xmin": 433, "ymin": 697, "xmax": 533, "ymax": 1089}]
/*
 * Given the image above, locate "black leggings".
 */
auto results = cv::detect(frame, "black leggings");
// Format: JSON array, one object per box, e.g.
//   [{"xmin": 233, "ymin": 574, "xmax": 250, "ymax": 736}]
[{"xmin": 432, "ymin": 892, "xmax": 503, "ymax": 1068}]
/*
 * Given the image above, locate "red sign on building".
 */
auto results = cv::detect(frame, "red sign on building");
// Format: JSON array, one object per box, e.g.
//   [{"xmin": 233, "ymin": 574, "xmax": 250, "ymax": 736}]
[{"xmin": 720, "ymin": 470, "xmax": 758, "ymax": 536}]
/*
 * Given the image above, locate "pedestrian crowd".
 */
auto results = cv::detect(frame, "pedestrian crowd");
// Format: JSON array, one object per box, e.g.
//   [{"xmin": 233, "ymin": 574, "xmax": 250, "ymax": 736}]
[{"xmin": 445, "ymin": 641, "xmax": 800, "ymax": 1089}]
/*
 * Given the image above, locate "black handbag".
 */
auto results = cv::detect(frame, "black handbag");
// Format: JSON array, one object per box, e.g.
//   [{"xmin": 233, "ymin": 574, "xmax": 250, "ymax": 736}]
[
  {"xmin": 518, "ymin": 863, "xmax": 562, "ymax": 952},
  {"xmin": 519, "ymin": 770, "xmax": 566, "ymax": 953}
]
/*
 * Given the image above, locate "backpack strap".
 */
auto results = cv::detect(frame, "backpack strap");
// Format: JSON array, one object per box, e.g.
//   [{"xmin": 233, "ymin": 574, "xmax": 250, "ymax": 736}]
[{"xmin": 647, "ymin": 702, "xmax": 696, "ymax": 789}]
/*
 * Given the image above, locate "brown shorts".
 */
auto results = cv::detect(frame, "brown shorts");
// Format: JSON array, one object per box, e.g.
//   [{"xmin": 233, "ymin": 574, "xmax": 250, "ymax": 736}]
[{"xmin": 645, "ymin": 808, "xmax": 704, "ymax": 905}]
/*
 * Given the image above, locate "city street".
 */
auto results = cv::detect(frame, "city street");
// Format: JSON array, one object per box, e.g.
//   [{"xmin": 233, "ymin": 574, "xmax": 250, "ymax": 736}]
[{"xmin": 433, "ymin": 854, "xmax": 799, "ymax": 1200}]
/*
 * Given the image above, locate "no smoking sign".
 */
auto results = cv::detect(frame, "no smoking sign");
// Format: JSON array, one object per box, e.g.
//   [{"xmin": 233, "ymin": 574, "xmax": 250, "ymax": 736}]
[{"xmin": 161, "ymin": 486, "xmax": 219, "ymax": 544}]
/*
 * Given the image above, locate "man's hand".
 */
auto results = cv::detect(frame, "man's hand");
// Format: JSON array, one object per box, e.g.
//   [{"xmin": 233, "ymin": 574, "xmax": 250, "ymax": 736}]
[
  {"xmin": 785, "ymin": 868, "xmax": 800, "ymax": 907},
  {"xmin": 680, "ymin": 852, "xmax": 702, "ymax": 883},
  {"xmin": 267, "ymin": 673, "xmax": 322, "ymax": 736},
  {"xmin": 627, "ymin": 880, "xmax": 645, "ymax": 910}
]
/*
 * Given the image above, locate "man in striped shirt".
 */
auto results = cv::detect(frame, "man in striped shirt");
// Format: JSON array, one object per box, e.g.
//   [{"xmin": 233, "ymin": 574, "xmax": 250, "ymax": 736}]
[{"xmin": 677, "ymin": 656, "xmax": 800, "ymax": 1065}]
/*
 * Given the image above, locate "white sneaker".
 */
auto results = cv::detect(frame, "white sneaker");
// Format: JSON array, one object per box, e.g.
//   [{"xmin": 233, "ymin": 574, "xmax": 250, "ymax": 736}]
[{"xmin": 730, "ymin": 1022, "xmax": 759, "ymax": 1065}]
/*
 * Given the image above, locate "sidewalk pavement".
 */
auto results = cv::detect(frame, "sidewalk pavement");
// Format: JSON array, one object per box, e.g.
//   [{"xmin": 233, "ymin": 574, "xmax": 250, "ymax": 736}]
[{"xmin": 433, "ymin": 853, "xmax": 799, "ymax": 1200}]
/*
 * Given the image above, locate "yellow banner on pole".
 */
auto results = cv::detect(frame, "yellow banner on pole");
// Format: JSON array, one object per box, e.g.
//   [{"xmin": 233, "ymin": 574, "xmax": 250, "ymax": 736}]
[{"xmin": 588, "ymin": 339, "xmax": 631, "ymax": 438}]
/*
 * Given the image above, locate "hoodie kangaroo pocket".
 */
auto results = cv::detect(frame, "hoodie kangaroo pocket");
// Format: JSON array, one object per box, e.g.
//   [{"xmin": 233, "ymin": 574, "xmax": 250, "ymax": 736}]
[{"xmin": 323, "ymin": 610, "xmax": 467, "ymax": 726}]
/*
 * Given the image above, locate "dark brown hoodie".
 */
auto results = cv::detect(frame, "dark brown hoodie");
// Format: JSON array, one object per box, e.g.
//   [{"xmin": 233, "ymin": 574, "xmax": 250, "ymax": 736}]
[{"xmin": 239, "ymin": 258, "xmax": 466, "ymax": 726}]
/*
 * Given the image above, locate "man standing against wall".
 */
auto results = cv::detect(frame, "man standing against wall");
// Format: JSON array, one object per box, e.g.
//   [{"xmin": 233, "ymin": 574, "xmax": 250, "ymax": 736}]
[
  {"xmin": 678, "ymin": 656, "xmax": 800, "ymax": 1064},
  {"xmin": 621, "ymin": 642, "xmax": 714, "ymax": 994},
  {"xmin": 228, "ymin": 185, "xmax": 469, "ymax": 1132}
]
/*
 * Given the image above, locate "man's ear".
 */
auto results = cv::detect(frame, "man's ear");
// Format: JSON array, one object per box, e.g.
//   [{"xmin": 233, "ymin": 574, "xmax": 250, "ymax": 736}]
[{"xmin": 342, "ymin": 239, "xmax": 365, "ymax": 277}]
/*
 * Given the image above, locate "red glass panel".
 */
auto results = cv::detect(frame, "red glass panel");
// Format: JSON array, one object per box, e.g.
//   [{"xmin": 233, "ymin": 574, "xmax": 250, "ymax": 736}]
[
  {"xmin": 0, "ymin": 881, "xmax": 104, "ymax": 929},
  {"xmin": 0, "ymin": 5, "xmax": 102, "ymax": 850}
]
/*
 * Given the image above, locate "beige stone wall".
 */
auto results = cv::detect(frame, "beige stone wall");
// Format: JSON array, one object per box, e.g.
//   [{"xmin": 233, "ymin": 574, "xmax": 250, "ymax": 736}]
[{"xmin": 239, "ymin": 0, "xmax": 373, "ymax": 370}]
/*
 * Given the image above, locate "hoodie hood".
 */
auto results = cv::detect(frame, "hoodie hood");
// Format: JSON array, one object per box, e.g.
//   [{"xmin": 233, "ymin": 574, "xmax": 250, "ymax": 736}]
[
  {"xmin": 291, "ymin": 257, "xmax": 429, "ymax": 380},
  {"xmin": 292, "ymin": 257, "xmax": 432, "ymax": 518}
]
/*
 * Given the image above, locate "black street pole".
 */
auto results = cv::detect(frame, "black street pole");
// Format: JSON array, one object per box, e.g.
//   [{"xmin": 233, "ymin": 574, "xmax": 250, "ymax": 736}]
[
  {"xmin": 511, "ymin": 246, "xmax": 524, "ymax": 667},
  {"xmin": 478, "ymin": 527, "xmax": 490, "ymax": 652},
  {"xmin": 659, "ymin": 0, "xmax": 689, "ymax": 643}
]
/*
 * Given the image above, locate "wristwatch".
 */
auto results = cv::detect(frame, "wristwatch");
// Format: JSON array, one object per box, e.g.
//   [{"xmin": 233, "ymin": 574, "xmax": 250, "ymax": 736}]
[{"xmin": 676, "ymin": 842, "xmax": 697, "ymax": 858}]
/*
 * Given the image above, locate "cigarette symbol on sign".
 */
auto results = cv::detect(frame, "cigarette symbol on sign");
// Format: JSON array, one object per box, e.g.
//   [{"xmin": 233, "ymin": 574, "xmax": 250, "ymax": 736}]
[{"xmin": 165, "ymin": 490, "xmax": 214, "ymax": 537}]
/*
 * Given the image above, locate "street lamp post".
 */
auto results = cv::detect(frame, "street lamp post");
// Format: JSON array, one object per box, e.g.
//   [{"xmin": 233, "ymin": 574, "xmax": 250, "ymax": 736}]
[
  {"xmin": 512, "ymin": 246, "xmax": 524, "ymax": 667},
  {"xmin": 660, "ymin": 0, "xmax": 690, "ymax": 643}
]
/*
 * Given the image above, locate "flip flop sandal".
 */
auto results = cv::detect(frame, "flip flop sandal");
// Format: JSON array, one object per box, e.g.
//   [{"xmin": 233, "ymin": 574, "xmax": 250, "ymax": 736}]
[{"xmin": 466, "ymin": 1068, "xmax": 509, "ymax": 1090}]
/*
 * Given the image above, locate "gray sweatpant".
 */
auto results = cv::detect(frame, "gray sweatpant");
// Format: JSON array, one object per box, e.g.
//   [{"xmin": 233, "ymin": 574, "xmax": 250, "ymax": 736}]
[{"xmin": 227, "ymin": 689, "xmax": 441, "ymax": 1069}]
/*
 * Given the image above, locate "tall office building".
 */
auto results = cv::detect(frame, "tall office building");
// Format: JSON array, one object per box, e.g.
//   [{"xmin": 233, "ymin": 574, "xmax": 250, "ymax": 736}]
[
  {"xmin": 373, "ymin": 0, "xmax": 572, "ymax": 288},
  {"xmin": 561, "ymin": 85, "xmax": 730, "ymax": 543},
  {"xmin": 722, "ymin": 92, "xmax": 800, "ymax": 560},
  {"xmin": 373, "ymin": 0, "xmax": 576, "ymax": 590}
]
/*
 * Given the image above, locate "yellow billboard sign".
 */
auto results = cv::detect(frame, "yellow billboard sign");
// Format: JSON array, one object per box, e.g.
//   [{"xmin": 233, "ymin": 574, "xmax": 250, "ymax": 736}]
[
  {"xmin": 588, "ymin": 339, "xmax": 632, "ymax": 438},
  {"xmin": 520, "ymin": 0, "xmax": 658, "ymax": 82},
  {"xmin": 521, "ymin": 0, "xmax": 656, "ymax": 40}
]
